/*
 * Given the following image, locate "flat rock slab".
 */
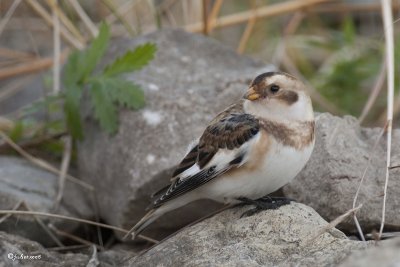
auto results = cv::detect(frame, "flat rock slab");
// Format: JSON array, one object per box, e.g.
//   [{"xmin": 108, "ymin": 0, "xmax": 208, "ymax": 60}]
[
  {"xmin": 131, "ymin": 203, "xmax": 369, "ymax": 267},
  {"xmin": 284, "ymin": 113, "xmax": 400, "ymax": 233},
  {"xmin": 77, "ymin": 29, "xmax": 274, "ymax": 238},
  {"xmin": 0, "ymin": 156, "xmax": 93, "ymax": 246}
]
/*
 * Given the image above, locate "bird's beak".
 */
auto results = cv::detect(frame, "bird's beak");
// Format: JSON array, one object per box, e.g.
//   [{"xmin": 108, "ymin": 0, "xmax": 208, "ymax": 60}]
[{"xmin": 244, "ymin": 87, "xmax": 260, "ymax": 101}]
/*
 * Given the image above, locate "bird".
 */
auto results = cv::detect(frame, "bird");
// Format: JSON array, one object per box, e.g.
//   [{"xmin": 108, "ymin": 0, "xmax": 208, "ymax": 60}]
[{"xmin": 124, "ymin": 71, "xmax": 315, "ymax": 240}]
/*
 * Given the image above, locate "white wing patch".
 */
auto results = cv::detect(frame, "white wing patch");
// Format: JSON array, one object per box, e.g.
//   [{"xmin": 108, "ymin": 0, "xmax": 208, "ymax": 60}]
[{"xmin": 178, "ymin": 132, "xmax": 261, "ymax": 182}]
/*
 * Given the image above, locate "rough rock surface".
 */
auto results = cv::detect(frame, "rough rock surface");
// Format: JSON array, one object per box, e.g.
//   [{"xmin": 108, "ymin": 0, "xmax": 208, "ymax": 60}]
[
  {"xmin": 131, "ymin": 203, "xmax": 369, "ymax": 267},
  {"xmin": 339, "ymin": 238, "xmax": 400, "ymax": 267},
  {"xmin": 284, "ymin": 113, "xmax": 400, "ymax": 232},
  {"xmin": 0, "ymin": 231, "xmax": 133, "ymax": 267},
  {"xmin": 0, "ymin": 156, "xmax": 93, "ymax": 246},
  {"xmin": 77, "ymin": 29, "xmax": 274, "ymax": 238}
]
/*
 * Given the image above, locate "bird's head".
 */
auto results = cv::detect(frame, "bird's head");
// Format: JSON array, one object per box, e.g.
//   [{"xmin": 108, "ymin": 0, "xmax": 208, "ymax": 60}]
[{"xmin": 243, "ymin": 72, "xmax": 313, "ymax": 122}]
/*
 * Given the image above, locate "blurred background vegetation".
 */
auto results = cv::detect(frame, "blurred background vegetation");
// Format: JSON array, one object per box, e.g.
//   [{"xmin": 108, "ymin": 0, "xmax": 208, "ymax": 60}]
[{"xmin": 0, "ymin": 0, "xmax": 399, "ymax": 159}]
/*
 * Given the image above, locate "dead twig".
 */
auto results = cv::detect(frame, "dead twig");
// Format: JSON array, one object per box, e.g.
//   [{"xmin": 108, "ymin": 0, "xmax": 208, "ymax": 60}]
[
  {"xmin": 0, "ymin": 131, "xmax": 92, "ymax": 190},
  {"xmin": 55, "ymin": 136, "xmax": 72, "ymax": 209},
  {"xmin": 358, "ymin": 62, "xmax": 386, "ymax": 124},
  {"xmin": 186, "ymin": 0, "xmax": 331, "ymax": 32},
  {"xmin": 303, "ymin": 205, "xmax": 363, "ymax": 245},
  {"xmin": 0, "ymin": 49, "xmax": 69, "ymax": 80},
  {"xmin": 0, "ymin": 0, "xmax": 22, "ymax": 38},
  {"xmin": 379, "ymin": 0, "xmax": 394, "ymax": 240},
  {"xmin": 68, "ymin": 0, "xmax": 99, "ymax": 37},
  {"xmin": 0, "ymin": 210, "xmax": 158, "ymax": 244},
  {"xmin": 48, "ymin": 224, "xmax": 102, "ymax": 250}
]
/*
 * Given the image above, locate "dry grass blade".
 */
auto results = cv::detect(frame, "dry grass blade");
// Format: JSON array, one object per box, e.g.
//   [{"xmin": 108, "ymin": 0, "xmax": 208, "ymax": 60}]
[
  {"xmin": 352, "ymin": 124, "xmax": 386, "ymax": 242},
  {"xmin": 46, "ymin": 0, "xmax": 85, "ymax": 43},
  {"xmin": 237, "ymin": 0, "xmax": 257, "ymax": 54},
  {"xmin": 379, "ymin": 0, "xmax": 394, "ymax": 239},
  {"xmin": 207, "ymin": 0, "xmax": 224, "ymax": 32},
  {"xmin": 68, "ymin": 0, "xmax": 99, "ymax": 37},
  {"xmin": 52, "ymin": 0, "xmax": 61, "ymax": 95},
  {"xmin": 0, "ymin": 48, "xmax": 70, "ymax": 80},
  {"xmin": 0, "ymin": 201, "xmax": 23, "ymax": 224},
  {"xmin": 26, "ymin": 0, "xmax": 84, "ymax": 49},
  {"xmin": 0, "ymin": 131, "xmax": 93, "ymax": 191},
  {"xmin": 0, "ymin": 0, "xmax": 22, "ymax": 38},
  {"xmin": 101, "ymin": 0, "xmax": 136, "ymax": 36},
  {"xmin": 48, "ymin": 224, "xmax": 102, "ymax": 250},
  {"xmin": 55, "ymin": 136, "xmax": 72, "ymax": 209},
  {"xmin": 303, "ymin": 204, "xmax": 363, "ymax": 245},
  {"xmin": 0, "ymin": 210, "xmax": 158, "ymax": 244},
  {"xmin": 358, "ymin": 62, "xmax": 386, "ymax": 124},
  {"xmin": 186, "ymin": 0, "xmax": 331, "ymax": 32}
]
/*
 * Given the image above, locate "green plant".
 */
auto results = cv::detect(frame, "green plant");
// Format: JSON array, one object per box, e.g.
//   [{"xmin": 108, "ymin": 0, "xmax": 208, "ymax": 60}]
[{"xmin": 63, "ymin": 22, "xmax": 156, "ymax": 139}]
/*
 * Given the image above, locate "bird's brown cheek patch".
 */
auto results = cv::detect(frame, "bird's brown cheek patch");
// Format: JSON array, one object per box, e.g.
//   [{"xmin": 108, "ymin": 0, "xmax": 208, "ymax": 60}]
[{"xmin": 276, "ymin": 91, "xmax": 298, "ymax": 105}]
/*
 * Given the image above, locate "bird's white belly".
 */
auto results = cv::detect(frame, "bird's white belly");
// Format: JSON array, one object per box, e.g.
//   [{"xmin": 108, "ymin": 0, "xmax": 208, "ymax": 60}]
[{"xmin": 204, "ymin": 140, "xmax": 314, "ymax": 203}]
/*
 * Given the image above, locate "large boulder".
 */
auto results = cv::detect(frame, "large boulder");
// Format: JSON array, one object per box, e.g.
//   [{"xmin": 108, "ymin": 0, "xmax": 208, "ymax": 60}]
[
  {"xmin": 0, "ymin": 156, "xmax": 93, "ymax": 246},
  {"xmin": 77, "ymin": 29, "xmax": 274, "ymax": 238},
  {"xmin": 130, "ymin": 203, "xmax": 370, "ymax": 266},
  {"xmin": 284, "ymin": 113, "xmax": 400, "ymax": 233}
]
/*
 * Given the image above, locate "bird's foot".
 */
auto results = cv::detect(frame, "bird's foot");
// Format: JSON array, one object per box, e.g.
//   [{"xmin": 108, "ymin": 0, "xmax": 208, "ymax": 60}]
[{"xmin": 236, "ymin": 196, "xmax": 294, "ymax": 218}]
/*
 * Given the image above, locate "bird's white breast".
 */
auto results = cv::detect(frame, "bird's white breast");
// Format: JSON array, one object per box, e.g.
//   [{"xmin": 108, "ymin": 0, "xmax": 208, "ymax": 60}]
[{"xmin": 202, "ymin": 133, "xmax": 314, "ymax": 203}]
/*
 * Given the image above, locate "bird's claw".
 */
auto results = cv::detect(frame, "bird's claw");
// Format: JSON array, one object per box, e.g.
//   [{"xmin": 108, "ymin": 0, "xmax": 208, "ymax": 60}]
[{"xmin": 237, "ymin": 196, "xmax": 294, "ymax": 218}]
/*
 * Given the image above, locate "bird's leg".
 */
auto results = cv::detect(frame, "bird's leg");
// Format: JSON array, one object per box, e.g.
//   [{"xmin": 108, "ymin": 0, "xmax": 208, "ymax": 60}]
[{"xmin": 236, "ymin": 196, "xmax": 294, "ymax": 218}]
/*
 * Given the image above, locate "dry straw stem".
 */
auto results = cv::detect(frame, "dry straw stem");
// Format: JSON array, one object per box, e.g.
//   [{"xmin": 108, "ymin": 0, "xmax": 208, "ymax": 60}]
[
  {"xmin": 45, "ymin": 0, "xmax": 86, "ymax": 44},
  {"xmin": 48, "ymin": 224, "xmax": 102, "ymax": 250},
  {"xmin": 0, "ymin": 210, "xmax": 158, "ymax": 244},
  {"xmin": 26, "ymin": 0, "xmax": 84, "ymax": 49},
  {"xmin": 0, "ymin": 131, "xmax": 92, "ymax": 191},
  {"xmin": 207, "ymin": 0, "xmax": 224, "ymax": 33},
  {"xmin": 101, "ymin": 0, "xmax": 136, "ymax": 36},
  {"xmin": 51, "ymin": 0, "xmax": 61, "ymax": 95},
  {"xmin": 68, "ymin": 0, "xmax": 99, "ymax": 37},
  {"xmin": 379, "ymin": 0, "xmax": 394, "ymax": 239},
  {"xmin": 358, "ymin": 62, "xmax": 386, "ymax": 124},
  {"xmin": 352, "ymin": 125, "xmax": 386, "ymax": 242},
  {"xmin": 0, "ymin": 48, "xmax": 70, "ymax": 80},
  {"xmin": 0, "ymin": 0, "xmax": 22, "ymax": 37},
  {"xmin": 313, "ymin": 2, "xmax": 400, "ymax": 13},
  {"xmin": 237, "ymin": 0, "xmax": 258, "ymax": 54},
  {"xmin": 302, "ymin": 204, "xmax": 363, "ymax": 246},
  {"xmin": 186, "ymin": 0, "xmax": 331, "ymax": 32},
  {"xmin": 55, "ymin": 136, "xmax": 72, "ymax": 209}
]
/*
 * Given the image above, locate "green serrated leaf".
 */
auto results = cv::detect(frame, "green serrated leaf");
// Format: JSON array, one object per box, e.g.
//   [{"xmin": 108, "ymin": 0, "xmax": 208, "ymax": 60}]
[
  {"xmin": 103, "ymin": 43, "xmax": 156, "ymax": 77},
  {"xmin": 63, "ymin": 23, "xmax": 110, "ymax": 86},
  {"xmin": 80, "ymin": 22, "xmax": 110, "ymax": 80},
  {"xmin": 91, "ymin": 77, "xmax": 145, "ymax": 109},
  {"xmin": 89, "ymin": 80, "xmax": 118, "ymax": 134},
  {"xmin": 64, "ymin": 84, "xmax": 83, "ymax": 140}
]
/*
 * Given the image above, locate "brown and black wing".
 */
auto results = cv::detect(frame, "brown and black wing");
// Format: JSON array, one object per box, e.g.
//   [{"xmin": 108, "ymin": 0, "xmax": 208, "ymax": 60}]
[{"xmin": 150, "ymin": 106, "xmax": 260, "ymax": 208}]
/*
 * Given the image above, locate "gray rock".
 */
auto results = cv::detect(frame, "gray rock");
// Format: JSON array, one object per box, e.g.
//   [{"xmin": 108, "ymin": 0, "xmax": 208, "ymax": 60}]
[
  {"xmin": 77, "ymin": 29, "xmax": 274, "ymax": 238},
  {"xmin": 284, "ymin": 113, "xmax": 400, "ymax": 232},
  {"xmin": 339, "ymin": 238, "xmax": 400, "ymax": 267},
  {"xmin": 0, "ymin": 156, "xmax": 93, "ymax": 246},
  {"xmin": 130, "ymin": 203, "xmax": 370, "ymax": 267},
  {"xmin": 0, "ymin": 231, "xmax": 134, "ymax": 267},
  {"xmin": 0, "ymin": 231, "xmax": 89, "ymax": 267}
]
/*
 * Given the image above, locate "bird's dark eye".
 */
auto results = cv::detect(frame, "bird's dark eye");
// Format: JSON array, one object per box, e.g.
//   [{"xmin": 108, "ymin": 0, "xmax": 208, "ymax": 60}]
[{"xmin": 270, "ymin": 84, "xmax": 280, "ymax": 93}]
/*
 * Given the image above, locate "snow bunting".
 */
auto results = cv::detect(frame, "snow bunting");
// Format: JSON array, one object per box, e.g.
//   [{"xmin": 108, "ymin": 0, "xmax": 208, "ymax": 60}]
[{"xmin": 126, "ymin": 71, "xmax": 315, "ymax": 239}]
